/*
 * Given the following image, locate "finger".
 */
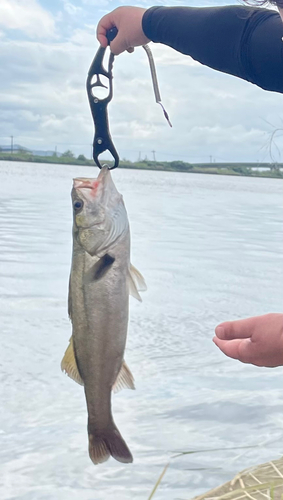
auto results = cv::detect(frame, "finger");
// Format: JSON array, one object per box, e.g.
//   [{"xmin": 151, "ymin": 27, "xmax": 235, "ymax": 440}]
[
  {"xmin": 213, "ymin": 337, "xmax": 243, "ymax": 360},
  {"xmin": 127, "ymin": 47, "xmax": 135, "ymax": 53},
  {"xmin": 215, "ymin": 316, "xmax": 259, "ymax": 341},
  {"xmin": 96, "ymin": 30, "xmax": 109, "ymax": 48},
  {"xmin": 213, "ymin": 337, "xmax": 261, "ymax": 365},
  {"xmin": 109, "ymin": 33, "xmax": 129, "ymax": 55},
  {"xmin": 96, "ymin": 16, "xmax": 115, "ymax": 48}
]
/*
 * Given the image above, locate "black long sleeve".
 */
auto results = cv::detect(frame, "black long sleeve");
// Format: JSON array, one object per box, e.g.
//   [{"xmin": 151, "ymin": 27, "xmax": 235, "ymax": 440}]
[{"xmin": 142, "ymin": 5, "xmax": 283, "ymax": 93}]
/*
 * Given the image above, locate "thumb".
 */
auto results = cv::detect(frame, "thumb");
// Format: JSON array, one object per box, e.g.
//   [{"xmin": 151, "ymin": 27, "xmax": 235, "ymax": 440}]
[{"xmin": 213, "ymin": 337, "xmax": 259, "ymax": 365}]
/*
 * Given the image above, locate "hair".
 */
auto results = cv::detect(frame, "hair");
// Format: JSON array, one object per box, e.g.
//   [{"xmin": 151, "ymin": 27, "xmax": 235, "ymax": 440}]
[{"xmin": 245, "ymin": 0, "xmax": 283, "ymax": 8}]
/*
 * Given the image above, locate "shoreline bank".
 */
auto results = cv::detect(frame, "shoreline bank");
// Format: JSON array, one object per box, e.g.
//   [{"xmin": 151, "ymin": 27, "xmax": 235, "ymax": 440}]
[{"xmin": 1, "ymin": 155, "xmax": 282, "ymax": 179}]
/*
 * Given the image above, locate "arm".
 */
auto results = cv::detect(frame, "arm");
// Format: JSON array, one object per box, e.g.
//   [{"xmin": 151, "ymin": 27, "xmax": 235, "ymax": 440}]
[
  {"xmin": 142, "ymin": 5, "xmax": 283, "ymax": 93},
  {"xmin": 97, "ymin": 5, "xmax": 283, "ymax": 93}
]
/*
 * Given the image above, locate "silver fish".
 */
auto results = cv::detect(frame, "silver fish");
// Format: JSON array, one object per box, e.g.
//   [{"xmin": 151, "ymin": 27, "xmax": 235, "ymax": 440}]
[{"xmin": 61, "ymin": 166, "xmax": 146, "ymax": 465}]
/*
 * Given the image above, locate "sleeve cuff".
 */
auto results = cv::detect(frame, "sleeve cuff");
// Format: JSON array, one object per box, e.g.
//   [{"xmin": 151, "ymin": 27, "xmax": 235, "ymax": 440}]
[{"xmin": 142, "ymin": 6, "xmax": 164, "ymax": 42}]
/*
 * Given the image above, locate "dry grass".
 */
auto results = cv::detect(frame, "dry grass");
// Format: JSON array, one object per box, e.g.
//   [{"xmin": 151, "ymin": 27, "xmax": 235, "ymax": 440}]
[
  {"xmin": 147, "ymin": 462, "xmax": 170, "ymax": 500},
  {"xmin": 147, "ymin": 455, "xmax": 283, "ymax": 500},
  {"xmin": 191, "ymin": 457, "xmax": 283, "ymax": 500}
]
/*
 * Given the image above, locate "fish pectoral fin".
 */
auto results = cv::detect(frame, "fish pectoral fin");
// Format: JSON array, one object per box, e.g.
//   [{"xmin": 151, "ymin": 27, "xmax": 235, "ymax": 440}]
[
  {"xmin": 83, "ymin": 254, "xmax": 115, "ymax": 285},
  {"xmin": 113, "ymin": 360, "xmax": 135, "ymax": 393},
  {"xmin": 128, "ymin": 264, "xmax": 147, "ymax": 302},
  {"xmin": 130, "ymin": 264, "xmax": 147, "ymax": 291},
  {"xmin": 61, "ymin": 336, "xmax": 84, "ymax": 386}
]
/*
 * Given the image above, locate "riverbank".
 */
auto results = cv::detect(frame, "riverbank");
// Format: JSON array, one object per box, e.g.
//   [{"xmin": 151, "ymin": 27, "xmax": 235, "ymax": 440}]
[{"xmin": 1, "ymin": 153, "xmax": 282, "ymax": 178}]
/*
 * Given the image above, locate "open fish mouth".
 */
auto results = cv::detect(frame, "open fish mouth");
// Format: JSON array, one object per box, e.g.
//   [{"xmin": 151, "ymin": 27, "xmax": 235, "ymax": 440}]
[
  {"xmin": 73, "ymin": 179, "xmax": 95, "ymax": 189},
  {"xmin": 73, "ymin": 166, "xmax": 110, "ymax": 191},
  {"xmin": 73, "ymin": 178, "xmax": 101, "ymax": 197}
]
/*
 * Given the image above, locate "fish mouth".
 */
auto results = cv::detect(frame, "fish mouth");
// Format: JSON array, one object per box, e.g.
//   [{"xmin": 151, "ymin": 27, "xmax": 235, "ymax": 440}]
[
  {"xmin": 73, "ymin": 179, "xmax": 94, "ymax": 189},
  {"xmin": 73, "ymin": 180, "xmax": 99, "ymax": 198},
  {"xmin": 73, "ymin": 167, "xmax": 109, "ymax": 192}
]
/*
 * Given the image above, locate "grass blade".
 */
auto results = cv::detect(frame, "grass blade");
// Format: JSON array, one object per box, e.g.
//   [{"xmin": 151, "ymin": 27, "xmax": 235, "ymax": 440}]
[
  {"xmin": 172, "ymin": 445, "xmax": 262, "ymax": 459},
  {"xmin": 147, "ymin": 462, "xmax": 169, "ymax": 500}
]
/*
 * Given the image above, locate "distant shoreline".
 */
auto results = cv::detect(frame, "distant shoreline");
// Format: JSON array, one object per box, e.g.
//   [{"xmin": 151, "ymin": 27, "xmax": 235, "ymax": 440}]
[{"xmin": 0, "ymin": 153, "xmax": 282, "ymax": 179}]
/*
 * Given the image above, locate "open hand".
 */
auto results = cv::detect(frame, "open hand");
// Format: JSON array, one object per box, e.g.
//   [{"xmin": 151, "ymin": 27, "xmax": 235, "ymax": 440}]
[{"xmin": 213, "ymin": 313, "xmax": 283, "ymax": 367}]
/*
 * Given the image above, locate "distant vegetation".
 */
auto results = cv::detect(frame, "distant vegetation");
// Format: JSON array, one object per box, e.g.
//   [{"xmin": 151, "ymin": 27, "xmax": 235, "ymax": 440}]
[
  {"xmin": 0, "ymin": 150, "xmax": 282, "ymax": 179},
  {"xmin": 0, "ymin": 150, "xmax": 94, "ymax": 166}
]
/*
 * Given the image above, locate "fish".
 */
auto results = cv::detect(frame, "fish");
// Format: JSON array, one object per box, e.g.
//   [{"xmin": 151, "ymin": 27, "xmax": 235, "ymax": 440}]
[{"xmin": 61, "ymin": 166, "xmax": 146, "ymax": 465}]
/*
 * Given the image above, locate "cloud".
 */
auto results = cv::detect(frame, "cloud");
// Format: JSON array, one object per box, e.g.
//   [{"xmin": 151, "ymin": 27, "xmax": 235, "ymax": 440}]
[
  {"xmin": 0, "ymin": 0, "xmax": 55, "ymax": 39},
  {"xmin": 70, "ymin": 27, "xmax": 97, "ymax": 45},
  {"xmin": 105, "ymin": 43, "xmax": 282, "ymax": 163},
  {"xmin": 0, "ymin": 16, "xmax": 281, "ymax": 163},
  {"xmin": 80, "ymin": 0, "xmax": 110, "ymax": 6},
  {"xmin": 0, "ymin": 34, "xmax": 94, "ymax": 153},
  {"xmin": 63, "ymin": 1, "xmax": 82, "ymax": 16}
]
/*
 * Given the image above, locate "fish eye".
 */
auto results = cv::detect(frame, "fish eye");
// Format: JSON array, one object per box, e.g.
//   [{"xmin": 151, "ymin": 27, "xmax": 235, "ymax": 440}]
[{"xmin": 73, "ymin": 200, "xmax": 83, "ymax": 211}]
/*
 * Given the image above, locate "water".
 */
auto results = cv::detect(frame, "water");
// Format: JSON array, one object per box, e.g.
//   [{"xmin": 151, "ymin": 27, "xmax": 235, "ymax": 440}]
[{"xmin": 0, "ymin": 161, "xmax": 282, "ymax": 500}]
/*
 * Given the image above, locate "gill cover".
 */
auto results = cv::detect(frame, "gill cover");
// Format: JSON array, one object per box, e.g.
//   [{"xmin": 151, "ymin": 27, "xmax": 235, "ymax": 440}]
[{"xmin": 72, "ymin": 167, "xmax": 129, "ymax": 256}]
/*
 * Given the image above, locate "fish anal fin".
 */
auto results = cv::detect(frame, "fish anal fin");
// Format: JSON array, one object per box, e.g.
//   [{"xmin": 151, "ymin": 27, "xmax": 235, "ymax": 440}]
[
  {"xmin": 128, "ymin": 264, "xmax": 147, "ymax": 302},
  {"xmin": 112, "ymin": 360, "xmax": 135, "ymax": 394},
  {"xmin": 61, "ymin": 336, "xmax": 84, "ymax": 386}
]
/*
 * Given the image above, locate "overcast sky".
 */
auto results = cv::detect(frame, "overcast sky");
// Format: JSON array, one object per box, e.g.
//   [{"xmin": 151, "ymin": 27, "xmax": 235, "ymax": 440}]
[{"xmin": 0, "ymin": 0, "xmax": 282, "ymax": 163}]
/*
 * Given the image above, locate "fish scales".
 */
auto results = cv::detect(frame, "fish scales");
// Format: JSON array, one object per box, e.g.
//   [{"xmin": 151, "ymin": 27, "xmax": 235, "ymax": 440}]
[
  {"xmin": 61, "ymin": 166, "xmax": 146, "ymax": 465},
  {"xmin": 71, "ymin": 235, "xmax": 130, "ymax": 423}
]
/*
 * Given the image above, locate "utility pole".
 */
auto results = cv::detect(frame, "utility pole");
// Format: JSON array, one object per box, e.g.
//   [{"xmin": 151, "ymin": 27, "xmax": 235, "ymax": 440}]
[
  {"xmin": 11, "ymin": 135, "xmax": 13, "ymax": 154},
  {"xmin": 55, "ymin": 145, "xmax": 57, "ymax": 157},
  {"xmin": 138, "ymin": 151, "xmax": 141, "ymax": 162},
  {"xmin": 152, "ymin": 150, "xmax": 156, "ymax": 162},
  {"xmin": 209, "ymin": 155, "xmax": 212, "ymax": 163}
]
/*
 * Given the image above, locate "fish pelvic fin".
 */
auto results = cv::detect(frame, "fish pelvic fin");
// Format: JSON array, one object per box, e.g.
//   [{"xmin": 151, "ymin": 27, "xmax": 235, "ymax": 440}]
[
  {"xmin": 61, "ymin": 336, "xmax": 84, "ymax": 386},
  {"xmin": 61, "ymin": 341, "xmax": 134, "ymax": 394},
  {"xmin": 88, "ymin": 422, "xmax": 133, "ymax": 465}
]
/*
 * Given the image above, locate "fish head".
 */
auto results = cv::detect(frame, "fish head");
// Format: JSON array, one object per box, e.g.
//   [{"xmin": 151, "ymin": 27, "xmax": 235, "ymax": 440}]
[{"xmin": 72, "ymin": 166, "xmax": 129, "ymax": 256}]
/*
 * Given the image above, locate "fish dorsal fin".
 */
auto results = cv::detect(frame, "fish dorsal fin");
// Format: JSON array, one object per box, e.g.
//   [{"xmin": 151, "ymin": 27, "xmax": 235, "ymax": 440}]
[
  {"xmin": 61, "ymin": 336, "xmax": 84, "ymax": 386},
  {"xmin": 128, "ymin": 264, "xmax": 147, "ymax": 302},
  {"xmin": 113, "ymin": 361, "xmax": 135, "ymax": 393}
]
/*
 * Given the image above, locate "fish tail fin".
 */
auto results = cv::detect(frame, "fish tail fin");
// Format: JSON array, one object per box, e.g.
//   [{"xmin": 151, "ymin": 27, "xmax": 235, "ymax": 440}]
[{"xmin": 88, "ymin": 422, "xmax": 133, "ymax": 465}]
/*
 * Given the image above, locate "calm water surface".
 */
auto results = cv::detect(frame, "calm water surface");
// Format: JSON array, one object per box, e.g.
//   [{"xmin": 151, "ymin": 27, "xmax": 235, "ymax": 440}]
[{"xmin": 0, "ymin": 161, "xmax": 282, "ymax": 500}]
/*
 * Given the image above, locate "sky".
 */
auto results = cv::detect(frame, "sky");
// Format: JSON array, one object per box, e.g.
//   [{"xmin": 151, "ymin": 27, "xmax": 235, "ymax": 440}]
[{"xmin": 0, "ymin": 0, "xmax": 282, "ymax": 164}]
